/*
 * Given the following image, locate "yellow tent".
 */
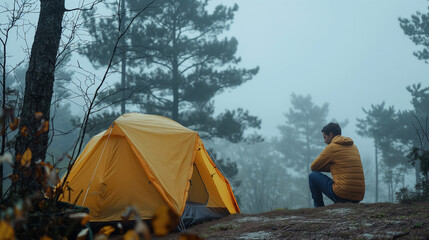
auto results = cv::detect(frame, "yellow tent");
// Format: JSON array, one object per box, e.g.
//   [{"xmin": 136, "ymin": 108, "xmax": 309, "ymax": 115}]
[{"xmin": 60, "ymin": 113, "xmax": 240, "ymax": 225}]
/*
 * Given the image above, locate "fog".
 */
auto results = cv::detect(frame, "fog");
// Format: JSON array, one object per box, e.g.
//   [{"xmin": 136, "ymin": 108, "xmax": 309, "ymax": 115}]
[
  {"xmin": 2, "ymin": 0, "xmax": 429, "ymax": 211},
  {"xmin": 211, "ymin": 0, "xmax": 429, "ymax": 208},
  {"xmin": 215, "ymin": 0, "xmax": 429, "ymax": 153}
]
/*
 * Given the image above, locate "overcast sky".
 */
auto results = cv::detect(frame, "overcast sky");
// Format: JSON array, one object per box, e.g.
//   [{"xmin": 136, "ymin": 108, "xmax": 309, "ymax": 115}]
[{"xmin": 213, "ymin": 0, "xmax": 429, "ymax": 158}]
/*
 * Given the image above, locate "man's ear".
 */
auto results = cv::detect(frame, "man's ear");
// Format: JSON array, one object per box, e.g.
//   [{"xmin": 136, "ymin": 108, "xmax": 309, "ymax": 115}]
[{"xmin": 329, "ymin": 132, "xmax": 334, "ymax": 138}]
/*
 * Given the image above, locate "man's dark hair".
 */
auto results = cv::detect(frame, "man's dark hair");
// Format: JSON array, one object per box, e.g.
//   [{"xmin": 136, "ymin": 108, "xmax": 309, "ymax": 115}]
[{"xmin": 321, "ymin": 122, "xmax": 341, "ymax": 136}]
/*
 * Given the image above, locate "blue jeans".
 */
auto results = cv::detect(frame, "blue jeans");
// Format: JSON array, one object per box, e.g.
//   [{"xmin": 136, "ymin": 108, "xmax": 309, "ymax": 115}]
[{"xmin": 308, "ymin": 171, "xmax": 357, "ymax": 207}]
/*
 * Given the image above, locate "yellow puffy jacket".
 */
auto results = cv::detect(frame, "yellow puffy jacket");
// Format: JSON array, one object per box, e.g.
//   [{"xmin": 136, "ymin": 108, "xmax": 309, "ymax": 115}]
[{"xmin": 311, "ymin": 135, "xmax": 365, "ymax": 201}]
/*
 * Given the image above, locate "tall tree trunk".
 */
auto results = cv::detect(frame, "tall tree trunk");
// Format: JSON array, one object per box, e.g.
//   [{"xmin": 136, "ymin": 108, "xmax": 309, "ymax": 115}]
[
  {"xmin": 13, "ymin": 0, "xmax": 65, "ymax": 198},
  {"xmin": 388, "ymin": 180, "xmax": 391, "ymax": 202},
  {"xmin": 0, "ymin": 120, "xmax": 4, "ymax": 199},
  {"xmin": 389, "ymin": 173, "xmax": 394, "ymax": 202},
  {"xmin": 120, "ymin": 53, "xmax": 127, "ymax": 114},
  {"xmin": 171, "ymin": 23, "xmax": 179, "ymax": 121},
  {"xmin": 305, "ymin": 133, "xmax": 311, "ymax": 207},
  {"xmin": 172, "ymin": 59, "xmax": 179, "ymax": 121},
  {"xmin": 375, "ymin": 141, "xmax": 379, "ymax": 202},
  {"xmin": 415, "ymin": 160, "xmax": 421, "ymax": 187},
  {"xmin": 0, "ymin": 134, "xmax": 3, "ymax": 199}
]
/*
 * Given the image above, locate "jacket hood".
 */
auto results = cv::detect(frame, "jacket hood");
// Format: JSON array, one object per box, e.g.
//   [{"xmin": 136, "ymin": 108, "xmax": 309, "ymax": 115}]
[{"xmin": 331, "ymin": 135, "xmax": 354, "ymax": 146}]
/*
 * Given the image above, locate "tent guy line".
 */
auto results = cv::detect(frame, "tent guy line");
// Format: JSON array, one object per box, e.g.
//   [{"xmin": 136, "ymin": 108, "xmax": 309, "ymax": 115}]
[{"xmin": 82, "ymin": 124, "xmax": 114, "ymax": 206}]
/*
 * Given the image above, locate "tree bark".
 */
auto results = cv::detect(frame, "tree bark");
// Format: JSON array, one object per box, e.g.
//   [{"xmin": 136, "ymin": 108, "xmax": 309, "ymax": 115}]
[
  {"xmin": 171, "ymin": 24, "xmax": 179, "ymax": 122},
  {"xmin": 13, "ymin": 0, "xmax": 65, "ymax": 197},
  {"xmin": 172, "ymin": 60, "xmax": 179, "ymax": 122}
]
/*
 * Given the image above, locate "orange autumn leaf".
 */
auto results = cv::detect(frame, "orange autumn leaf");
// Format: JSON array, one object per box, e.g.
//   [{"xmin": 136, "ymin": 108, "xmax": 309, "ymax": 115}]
[
  {"xmin": 44, "ymin": 187, "xmax": 53, "ymax": 199},
  {"xmin": 39, "ymin": 235, "xmax": 52, "ymax": 240},
  {"xmin": 34, "ymin": 112, "xmax": 43, "ymax": 119},
  {"xmin": 152, "ymin": 205, "xmax": 179, "ymax": 236},
  {"xmin": 14, "ymin": 205, "xmax": 23, "ymax": 219},
  {"xmin": 20, "ymin": 148, "xmax": 32, "ymax": 167},
  {"xmin": 123, "ymin": 230, "xmax": 140, "ymax": 240},
  {"xmin": 36, "ymin": 120, "xmax": 49, "ymax": 137},
  {"xmin": 69, "ymin": 212, "xmax": 90, "ymax": 226},
  {"xmin": 98, "ymin": 225, "xmax": 115, "ymax": 236},
  {"xmin": 41, "ymin": 120, "xmax": 49, "ymax": 132},
  {"xmin": 9, "ymin": 118, "xmax": 19, "ymax": 131},
  {"xmin": 20, "ymin": 126, "xmax": 28, "ymax": 137},
  {"xmin": 81, "ymin": 214, "xmax": 90, "ymax": 226},
  {"xmin": 0, "ymin": 220, "xmax": 15, "ymax": 240}
]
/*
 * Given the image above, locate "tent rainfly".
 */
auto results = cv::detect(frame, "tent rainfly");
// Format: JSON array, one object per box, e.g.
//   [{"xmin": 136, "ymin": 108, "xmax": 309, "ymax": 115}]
[{"xmin": 60, "ymin": 113, "xmax": 240, "ymax": 226}]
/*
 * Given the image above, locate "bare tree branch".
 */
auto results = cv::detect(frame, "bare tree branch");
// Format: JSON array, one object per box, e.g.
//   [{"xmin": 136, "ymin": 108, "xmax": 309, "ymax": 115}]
[{"xmin": 57, "ymin": 0, "xmax": 157, "ymax": 201}]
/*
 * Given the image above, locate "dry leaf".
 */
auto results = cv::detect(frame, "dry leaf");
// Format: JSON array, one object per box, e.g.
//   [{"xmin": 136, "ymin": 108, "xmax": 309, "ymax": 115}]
[
  {"xmin": 14, "ymin": 201, "xmax": 23, "ymax": 219},
  {"xmin": 34, "ymin": 112, "xmax": 43, "ymax": 119},
  {"xmin": 69, "ymin": 212, "xmax": 90, "ymax": 225},
  {"xmin": 76, "ymin": 228, "xmax": 90, "ymax": 240},
  {"xmin": 45, "ymin": 187, "xmax": 54, "ymax": 199},
  {"xmin": 20, "ymin": 126, "xmax": 28, "ymax": 137},
  {"xmin": 36, "ymin": 120, "xmax": 49, "ymax": 136},
  {"xmin": 9, "ymin": 118, "xmax": 19, "ymax": 131},
  {"xmin": 41, "ymin": 120, "xmax": 49, "ymax": 132},
  {"xmin": 152, "ymin": 205, "xmax": 179, "ymax": 236},
  {"xmin": 123, "ymin": 230, "xmax": 139, "ymax": 240},
  {"xmin": 20, "ymin": 148, "xmax": 32, "ymax": 167},
  {"xmin": 81, "ymin": 214, "xmax": 90, "ymax": 225},
  {"xmin": 0, "ymin": 220, "xmax": 15, "ymax": 240},
  {"xmin": 97, "ymin": 225, "xmax": 115, "ymax": 236}
]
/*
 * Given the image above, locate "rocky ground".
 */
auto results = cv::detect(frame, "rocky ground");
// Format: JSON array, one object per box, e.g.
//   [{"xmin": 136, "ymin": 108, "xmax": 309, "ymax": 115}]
[{"xmin": 155, "ymin": 202, "xmax": 429, "ymax": 239}]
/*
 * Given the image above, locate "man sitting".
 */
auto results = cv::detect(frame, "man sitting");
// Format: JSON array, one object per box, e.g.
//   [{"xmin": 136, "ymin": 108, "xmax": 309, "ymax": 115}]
[{"xmin": 309, "ymin": 122, "xmax": 365, "ymax": 207}]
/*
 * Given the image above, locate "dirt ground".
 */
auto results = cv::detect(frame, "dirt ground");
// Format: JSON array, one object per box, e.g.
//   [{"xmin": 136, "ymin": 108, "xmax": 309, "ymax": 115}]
[{"xmin": 155, "ymin": 202, "xmax": 429, "ymax": 240}]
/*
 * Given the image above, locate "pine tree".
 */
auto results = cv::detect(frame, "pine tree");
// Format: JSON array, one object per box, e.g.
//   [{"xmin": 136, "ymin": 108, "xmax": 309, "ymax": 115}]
[
  {"xmin": 80, "ymin": 0, "xmax": 261, "ymax": 142},
  {"xmin": 398, "ymin": 5, "xmax": 429, "ymax": 195},
  {"xmin": 357, "ymin": 102, "xmax": 409, "ymax": 201},
  {"xmin": 275, "ymin": 93, "xmax": 330, "ymax": 207},
  {"xmin": 402, "ymin": 84, "xmax": 429, "ymax": 187}
]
